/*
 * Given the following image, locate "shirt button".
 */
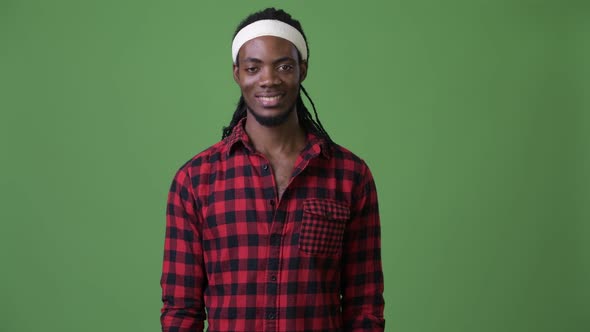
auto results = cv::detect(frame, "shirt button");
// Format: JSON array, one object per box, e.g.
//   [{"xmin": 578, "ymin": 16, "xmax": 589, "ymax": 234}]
[
  {"xmin": 270, "ymin": 275, "xmax": 277, "ymax": 281},
  {"xmin": 267, "ymin": 312, "xmax": 275, "ymax": 320},
  {"xmin": 263, "ymin": 164, "xmax": 269, "ymax": 170}
]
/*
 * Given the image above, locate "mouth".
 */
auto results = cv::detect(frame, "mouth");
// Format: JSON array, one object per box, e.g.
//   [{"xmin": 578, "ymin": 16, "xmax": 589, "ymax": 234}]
[{"xmin": 256, "ymin": 93, "xmax": 284, "ymax": 107}]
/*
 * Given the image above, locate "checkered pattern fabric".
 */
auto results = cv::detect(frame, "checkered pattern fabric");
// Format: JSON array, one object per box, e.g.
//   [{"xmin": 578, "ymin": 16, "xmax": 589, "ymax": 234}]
[{"xmin": 161, "ymin": 118, "xmax": 385, "ymax": 332}]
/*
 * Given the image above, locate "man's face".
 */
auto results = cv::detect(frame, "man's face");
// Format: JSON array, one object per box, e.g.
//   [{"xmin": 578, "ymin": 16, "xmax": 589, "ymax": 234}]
[{"xmin": 233, "ymin": 35, "xmax": 307, "ymax": 127}]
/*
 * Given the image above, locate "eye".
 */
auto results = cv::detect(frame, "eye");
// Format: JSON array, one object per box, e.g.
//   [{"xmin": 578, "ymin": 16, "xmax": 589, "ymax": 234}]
[
  {"xmin": 245, "ymin": 67, "xmax": 258, "ymax": 73},
  {"xmin": 277, "ymin": 64, "xmax": 294, "ymax": 72}
]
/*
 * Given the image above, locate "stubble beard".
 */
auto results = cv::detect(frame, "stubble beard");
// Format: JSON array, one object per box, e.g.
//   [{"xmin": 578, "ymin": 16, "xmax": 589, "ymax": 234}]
[{"xmin": 247, "ymin": 104, "xmax": 296, "ymax": 127}]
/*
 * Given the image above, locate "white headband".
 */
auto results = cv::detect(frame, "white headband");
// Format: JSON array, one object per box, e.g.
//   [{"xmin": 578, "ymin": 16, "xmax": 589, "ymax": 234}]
[{"xmin": 232, "ymin": 19, "xmax": 308, "ymax": 64}]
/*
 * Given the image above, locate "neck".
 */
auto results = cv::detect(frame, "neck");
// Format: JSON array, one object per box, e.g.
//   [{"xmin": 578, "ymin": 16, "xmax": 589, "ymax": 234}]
[{"xmin": 244, "ymin": 110, "xmax": 306, "ymax": 156}]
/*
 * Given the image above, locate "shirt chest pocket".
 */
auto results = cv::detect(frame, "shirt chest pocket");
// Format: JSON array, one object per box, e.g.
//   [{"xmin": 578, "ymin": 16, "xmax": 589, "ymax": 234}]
[{"xmin": 299, "ymin": 199, "xmax": 350, "ymax": 256}]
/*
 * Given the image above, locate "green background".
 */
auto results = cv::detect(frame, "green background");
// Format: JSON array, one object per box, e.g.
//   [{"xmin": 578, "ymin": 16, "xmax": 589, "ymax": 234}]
[{"xmin": 1, "ymin": 0, "xmax": 588, "ymax": 331}]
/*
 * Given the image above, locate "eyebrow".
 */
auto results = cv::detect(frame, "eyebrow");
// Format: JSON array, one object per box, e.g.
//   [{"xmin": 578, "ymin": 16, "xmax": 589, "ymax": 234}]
[{"xmin": 241, "ymin": 56, "xmax": 296, "ymax": 65}]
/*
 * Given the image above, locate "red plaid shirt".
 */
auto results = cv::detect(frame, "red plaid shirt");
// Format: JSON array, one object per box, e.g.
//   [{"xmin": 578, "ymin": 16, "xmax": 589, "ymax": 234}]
[{"xmin": 161, "ymin": 119, "xmax": 385, "ymax": 332}]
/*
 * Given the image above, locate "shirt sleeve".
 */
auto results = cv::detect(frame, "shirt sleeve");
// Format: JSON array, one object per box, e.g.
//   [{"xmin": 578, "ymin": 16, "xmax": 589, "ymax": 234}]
[
  {"xmin": 160, "ymin": 166, "xmax": 207, "ymax": 332},
  {"xmin": 341, "ymin": 163, "xmax": 386, "ymax": 331}
]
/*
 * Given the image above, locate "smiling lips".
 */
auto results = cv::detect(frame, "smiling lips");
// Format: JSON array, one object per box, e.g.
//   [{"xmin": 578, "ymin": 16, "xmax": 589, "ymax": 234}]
[{"xmin": 257, "ymin": 93, "xmax": 283, "ymax": 107}]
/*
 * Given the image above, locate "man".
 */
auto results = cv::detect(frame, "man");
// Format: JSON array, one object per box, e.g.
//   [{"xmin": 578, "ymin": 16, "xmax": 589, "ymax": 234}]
[{"xmin": 161, "ymin": 7, "xmax": 385, "ymax": 332}]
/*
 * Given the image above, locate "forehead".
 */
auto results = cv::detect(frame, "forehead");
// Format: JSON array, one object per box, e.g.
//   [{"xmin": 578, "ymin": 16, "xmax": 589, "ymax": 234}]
[{"xmin": 238, "ymin": 36, "xmax": 299, "ymax": 62}]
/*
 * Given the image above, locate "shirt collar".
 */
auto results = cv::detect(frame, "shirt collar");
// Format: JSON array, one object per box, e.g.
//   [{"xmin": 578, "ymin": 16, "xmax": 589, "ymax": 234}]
[{"xmin": 224, "ymin": 117, "xmax": 332, "ymax": 159}]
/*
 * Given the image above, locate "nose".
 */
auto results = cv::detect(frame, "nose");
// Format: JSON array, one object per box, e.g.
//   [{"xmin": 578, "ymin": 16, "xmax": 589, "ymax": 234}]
[{"xmin": 258, "ymin": 67, "xmax": 281, "ymax": 87}]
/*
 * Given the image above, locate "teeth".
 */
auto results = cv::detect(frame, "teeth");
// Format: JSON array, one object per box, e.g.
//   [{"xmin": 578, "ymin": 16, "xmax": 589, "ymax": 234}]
[{"xmin": 260, "ymin": 96, "xmax": 281, "ymax": 102}]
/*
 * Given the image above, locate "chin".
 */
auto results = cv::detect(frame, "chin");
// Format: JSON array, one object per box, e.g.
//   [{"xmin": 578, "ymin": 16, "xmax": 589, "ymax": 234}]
[{"xmin": 248, "ymin": 107, "xmax": 294, "ymax": 127}]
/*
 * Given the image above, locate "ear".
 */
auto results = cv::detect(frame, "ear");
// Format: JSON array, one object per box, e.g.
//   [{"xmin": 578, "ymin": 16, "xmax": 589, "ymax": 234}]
[
  {"xmin": 299, "ymin": 60, "xmax": 308, "ymax": 83},
  {"xmin": 233, "ymin": 63, "xmax": 239, "ymax": 84}
]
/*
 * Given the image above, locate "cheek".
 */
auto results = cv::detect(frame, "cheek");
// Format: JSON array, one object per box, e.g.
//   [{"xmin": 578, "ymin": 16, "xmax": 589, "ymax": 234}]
[
  {"xmin": 283, "ymin": 72, "xmax": 300, "ymax": 85},
  {"xmin": 239, "ymin": 76, "xmax": 257, "ymax": 91}
]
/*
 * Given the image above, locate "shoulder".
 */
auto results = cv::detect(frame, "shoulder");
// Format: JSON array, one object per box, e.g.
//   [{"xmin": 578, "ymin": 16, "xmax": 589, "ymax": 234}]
[
  {"xmin": 328, "ymin": 143, "xmax": 379, "ymax": 202},
  {"xmin": 330, "ymin": 142, "xmax": 379, "ymax": 192},
  {"xmin": 328, "ymin": 143, "xmax": 372, "ymax": 174},
  {"xmin": 173, "ymin": 139, "xmax": 228, "ymax": 184}
]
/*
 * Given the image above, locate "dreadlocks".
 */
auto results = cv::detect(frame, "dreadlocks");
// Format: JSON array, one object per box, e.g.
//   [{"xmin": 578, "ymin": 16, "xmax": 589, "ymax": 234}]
[{"xmin": 222, "ymin": 7, "xmax": 333, "ymax": 145}]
